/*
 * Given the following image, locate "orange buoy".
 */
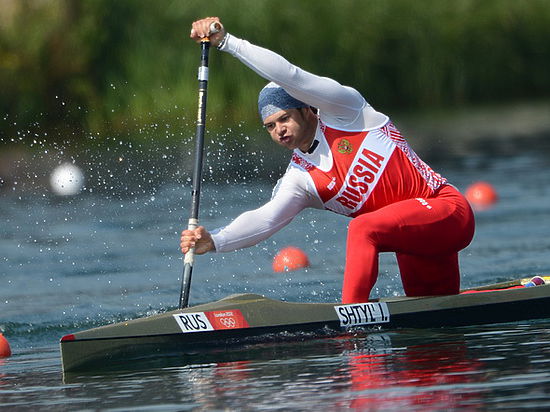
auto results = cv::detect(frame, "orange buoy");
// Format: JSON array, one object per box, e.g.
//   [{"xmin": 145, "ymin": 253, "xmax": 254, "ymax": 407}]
[
  {"xmin": 0, "ymin": 334, "xmax": 11, "ymax": 358},
  {"xmin": 273, "ymin": 246, "xmax": 310, "ymax": 272},
  {"xmin": 465, "ymin": 181, "xmax": 498, "ymax": 210}
]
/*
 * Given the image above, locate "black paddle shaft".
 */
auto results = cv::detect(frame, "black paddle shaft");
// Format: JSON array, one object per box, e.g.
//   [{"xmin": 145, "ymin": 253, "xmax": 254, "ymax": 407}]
[{"xmin": 179, "ymin": 39, "xmax": 211, "ymax": 309}]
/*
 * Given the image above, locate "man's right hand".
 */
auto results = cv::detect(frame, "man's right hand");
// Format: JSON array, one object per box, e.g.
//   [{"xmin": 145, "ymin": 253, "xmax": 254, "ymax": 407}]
[
  {"xmin": 180, "ymin": 226, "xmax": 215, "ymax": 255},
  {"xmin": 190, "ymin": 17, "xmax": 226, "ymax": 47}
]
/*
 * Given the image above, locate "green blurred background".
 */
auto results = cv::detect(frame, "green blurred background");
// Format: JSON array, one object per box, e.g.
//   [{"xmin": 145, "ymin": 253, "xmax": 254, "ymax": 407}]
[{"xmin": 2, "ymin": 0, "xmax": 550, "ymax": 149}]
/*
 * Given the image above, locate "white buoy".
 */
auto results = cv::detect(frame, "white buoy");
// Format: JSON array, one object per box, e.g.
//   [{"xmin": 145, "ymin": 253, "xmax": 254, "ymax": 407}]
[{"xmin": 49, "ymin": 162, "xmax": 85, "ymax": 196}]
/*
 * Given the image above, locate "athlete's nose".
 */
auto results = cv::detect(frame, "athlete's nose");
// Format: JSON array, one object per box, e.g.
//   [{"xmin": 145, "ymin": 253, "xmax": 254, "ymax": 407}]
[{"xmin": 276, "ymin": 123, "xmax": 286, "ymax": 136}]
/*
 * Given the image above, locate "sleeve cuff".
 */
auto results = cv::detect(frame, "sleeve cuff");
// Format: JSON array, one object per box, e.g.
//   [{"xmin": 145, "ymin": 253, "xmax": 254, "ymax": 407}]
[
  {"xmin": 210, "ymin": 228, "xmax": 223, "ymax": 252},
  {"xmin": 217, "ymin": 33, "xmax": 239, "ymax": 54}
]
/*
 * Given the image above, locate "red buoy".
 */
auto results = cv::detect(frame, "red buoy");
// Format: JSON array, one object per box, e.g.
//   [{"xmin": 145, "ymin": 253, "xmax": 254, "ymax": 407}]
[
  {"xmin": 273, "ymin": 246, "xmax": 310, "ymax": 272},
  {"xmin": 465, "ymin": 181, "xmax": 498, "ymax": 210},
  {"xmin": 0, "ymin": 334, "xmax": 11, "ymax": 358}
]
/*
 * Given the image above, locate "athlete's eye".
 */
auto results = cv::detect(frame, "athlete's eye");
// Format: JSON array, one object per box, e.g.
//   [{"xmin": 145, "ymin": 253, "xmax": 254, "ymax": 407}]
[{"xmin": 264, "ymin": 123, "xmax": 274, "ymax": 131}]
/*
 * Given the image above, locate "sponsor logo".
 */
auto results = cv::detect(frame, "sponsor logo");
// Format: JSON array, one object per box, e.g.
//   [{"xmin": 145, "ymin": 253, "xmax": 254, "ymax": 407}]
[
  {"xmin": 327, "ymin": 177, "xmax": 337, "ymax": 190},
  {"xmin": 337, "ymin": 138, "xmax": 353, "ymax": 154},
  {"xmin": 334, "ymin": 302, "xmax": 390, "ymax": 327},
  {"xmin": 415, "ymin": 197, "xmax": 432, "ymax": 210}
]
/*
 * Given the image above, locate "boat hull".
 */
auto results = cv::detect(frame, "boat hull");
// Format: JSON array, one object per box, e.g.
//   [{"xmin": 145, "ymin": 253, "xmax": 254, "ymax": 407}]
[{"xmin": 60, "ymin": 279, "xmax": 550, "ymax": 374}]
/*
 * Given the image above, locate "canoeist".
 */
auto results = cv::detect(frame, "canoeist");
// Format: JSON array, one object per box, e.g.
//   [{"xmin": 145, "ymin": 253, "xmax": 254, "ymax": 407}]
[{"xmin": 180, "ymin": 17, "xmax": 475, "ymax": 303}]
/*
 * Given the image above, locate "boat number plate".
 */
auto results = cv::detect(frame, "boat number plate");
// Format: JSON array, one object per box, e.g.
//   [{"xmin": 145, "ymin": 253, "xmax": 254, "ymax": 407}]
[
  {"xmin": 334, "ymin": 302, "xmax": 390, "ymax": 327},
  {"xmin": 173, "ymin": 310, "xmax": 250, "ymax": 333}
]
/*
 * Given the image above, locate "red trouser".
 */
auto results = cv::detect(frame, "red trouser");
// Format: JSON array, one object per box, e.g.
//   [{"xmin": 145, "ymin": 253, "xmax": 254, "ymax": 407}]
[{"xmin": 342, "ymin": 185, "xmax": 475, "ymax": 303}]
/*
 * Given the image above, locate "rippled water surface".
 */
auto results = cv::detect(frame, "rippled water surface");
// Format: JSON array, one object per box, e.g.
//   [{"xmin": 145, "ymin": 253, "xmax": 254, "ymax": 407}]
[{"xmin": 2, "ymin": 149, "xmax": 550, "ymax": 410}]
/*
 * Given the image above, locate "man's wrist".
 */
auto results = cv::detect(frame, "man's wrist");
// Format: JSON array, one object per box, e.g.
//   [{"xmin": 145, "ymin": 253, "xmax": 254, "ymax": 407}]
[{"xmin": 216, "ymin": 32, "xmax": 229, "ymax": 50}]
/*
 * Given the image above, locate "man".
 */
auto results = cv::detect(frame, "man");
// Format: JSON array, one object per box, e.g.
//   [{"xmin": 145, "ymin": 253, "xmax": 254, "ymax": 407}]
[{"xmin": 181, "ymin": 17, "xmax": 475, "ymax": 303}]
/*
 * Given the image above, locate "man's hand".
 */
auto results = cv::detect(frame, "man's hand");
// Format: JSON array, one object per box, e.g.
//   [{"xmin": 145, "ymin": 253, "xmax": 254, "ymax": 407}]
[
  {"xmin": 180, "ymin": 226, "xmax": 215, "ymax": 255},
  {"xmin": 190, "ymin": 17, "xmax": 226, "ymax": 47}
]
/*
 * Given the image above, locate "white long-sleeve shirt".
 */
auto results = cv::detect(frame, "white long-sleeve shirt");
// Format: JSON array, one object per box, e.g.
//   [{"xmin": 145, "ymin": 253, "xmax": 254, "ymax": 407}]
[{"xmin": 211, "ymin": 34, "xmax": 389, "ymax": 252}]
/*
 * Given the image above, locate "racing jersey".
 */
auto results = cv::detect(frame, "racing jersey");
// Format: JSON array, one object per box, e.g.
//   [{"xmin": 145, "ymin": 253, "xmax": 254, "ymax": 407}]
[
  {"xmin": 292, "ymin": 122, "xmax": 446, "ymax": 218},
  {"xmin": 210, "ymin": 34, "xmax": 446, "ymax": 252}
]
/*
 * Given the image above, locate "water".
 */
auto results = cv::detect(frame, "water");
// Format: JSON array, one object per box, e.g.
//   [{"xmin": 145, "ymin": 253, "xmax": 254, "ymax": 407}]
[{"xmin": 2, "ymin": 148, "xmax": 550, "ymax": 410}]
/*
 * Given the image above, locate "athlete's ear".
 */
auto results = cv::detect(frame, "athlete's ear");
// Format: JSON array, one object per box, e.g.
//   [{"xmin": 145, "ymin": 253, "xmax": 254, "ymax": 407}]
[
  {"xmin": 299, "ymin": 107, "xmax": 317, "ymax": 118},
  {"xmin": 298, "ymin": 106, "xmax": 317, "ymax": 115}
]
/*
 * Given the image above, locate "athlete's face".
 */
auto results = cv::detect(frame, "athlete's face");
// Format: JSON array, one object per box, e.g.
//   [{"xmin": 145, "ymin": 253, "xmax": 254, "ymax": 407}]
[{"xmin": 263, "ymin": 108, "xmax": 317, "ymax": 152}]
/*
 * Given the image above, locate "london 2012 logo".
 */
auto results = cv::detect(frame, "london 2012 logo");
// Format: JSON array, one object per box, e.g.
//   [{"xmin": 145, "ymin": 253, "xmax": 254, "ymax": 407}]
[{"xmin": 337, "ymin": 138, "xmax": 353, "ymax": 154}]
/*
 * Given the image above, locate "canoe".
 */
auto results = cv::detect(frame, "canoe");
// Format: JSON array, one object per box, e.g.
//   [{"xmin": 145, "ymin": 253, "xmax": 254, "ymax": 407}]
[{"xmin": 60, "ymin": 276, "xmax": 550, "ymax": 374}]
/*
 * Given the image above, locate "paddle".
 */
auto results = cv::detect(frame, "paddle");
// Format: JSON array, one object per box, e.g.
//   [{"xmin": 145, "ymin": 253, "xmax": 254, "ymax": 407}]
[{"xmin": 179, "ymin": 22, "xmax": 219, "ymax": 309}]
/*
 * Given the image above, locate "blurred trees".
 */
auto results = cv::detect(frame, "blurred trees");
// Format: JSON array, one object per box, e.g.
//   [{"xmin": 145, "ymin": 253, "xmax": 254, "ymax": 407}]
[{"xmin": 1, "ymin": 0, "xmax": 550, "ymax": 146}]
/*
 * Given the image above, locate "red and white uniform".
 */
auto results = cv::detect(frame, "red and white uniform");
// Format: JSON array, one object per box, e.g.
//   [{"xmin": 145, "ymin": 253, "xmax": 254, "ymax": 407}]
[
  {"xmin": 291, "ymin": 122, "xmax": 447, "ymax": 217},
  {"xmin": 212, "ymin": 34, "xmax": 475, "ymax": 302}
]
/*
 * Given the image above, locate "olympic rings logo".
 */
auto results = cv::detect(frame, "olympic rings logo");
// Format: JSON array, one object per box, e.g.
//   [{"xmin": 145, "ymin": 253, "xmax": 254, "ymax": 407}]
[{"xmin": 219, "ymin": 317, "xmax": 236, "ymax": 328}]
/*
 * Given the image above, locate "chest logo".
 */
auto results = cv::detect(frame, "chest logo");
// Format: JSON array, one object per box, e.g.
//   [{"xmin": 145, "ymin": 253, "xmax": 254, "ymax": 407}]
[{"xmin": 337, "ymin": 138, "xmax": 353, "ymax": 154}]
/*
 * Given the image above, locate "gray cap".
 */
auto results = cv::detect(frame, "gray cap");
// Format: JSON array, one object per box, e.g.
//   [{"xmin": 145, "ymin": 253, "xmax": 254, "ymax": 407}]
[{"xmin": 258, "ymin": 82, "xmax": 308, "ymax": 122}]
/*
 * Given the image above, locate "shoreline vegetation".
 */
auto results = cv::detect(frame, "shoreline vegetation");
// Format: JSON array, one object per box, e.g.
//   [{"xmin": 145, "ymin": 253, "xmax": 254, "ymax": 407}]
[
  {"xmin": 1, "ymin": 1, "xmax": 550, "ymax": 191},
  {"xmin": 2, "ymin": 1, "xmax": 550, "ymax": 142}
]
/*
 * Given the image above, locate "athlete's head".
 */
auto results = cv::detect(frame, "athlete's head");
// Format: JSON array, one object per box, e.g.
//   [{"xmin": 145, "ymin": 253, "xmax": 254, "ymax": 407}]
[
  {"xmin": 259, "ymin": 83, "xmax": 318, "ymax": 152},
  {"xmin": 258, "ymin": 82, "xmax": 308, "ymax": 122}
]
